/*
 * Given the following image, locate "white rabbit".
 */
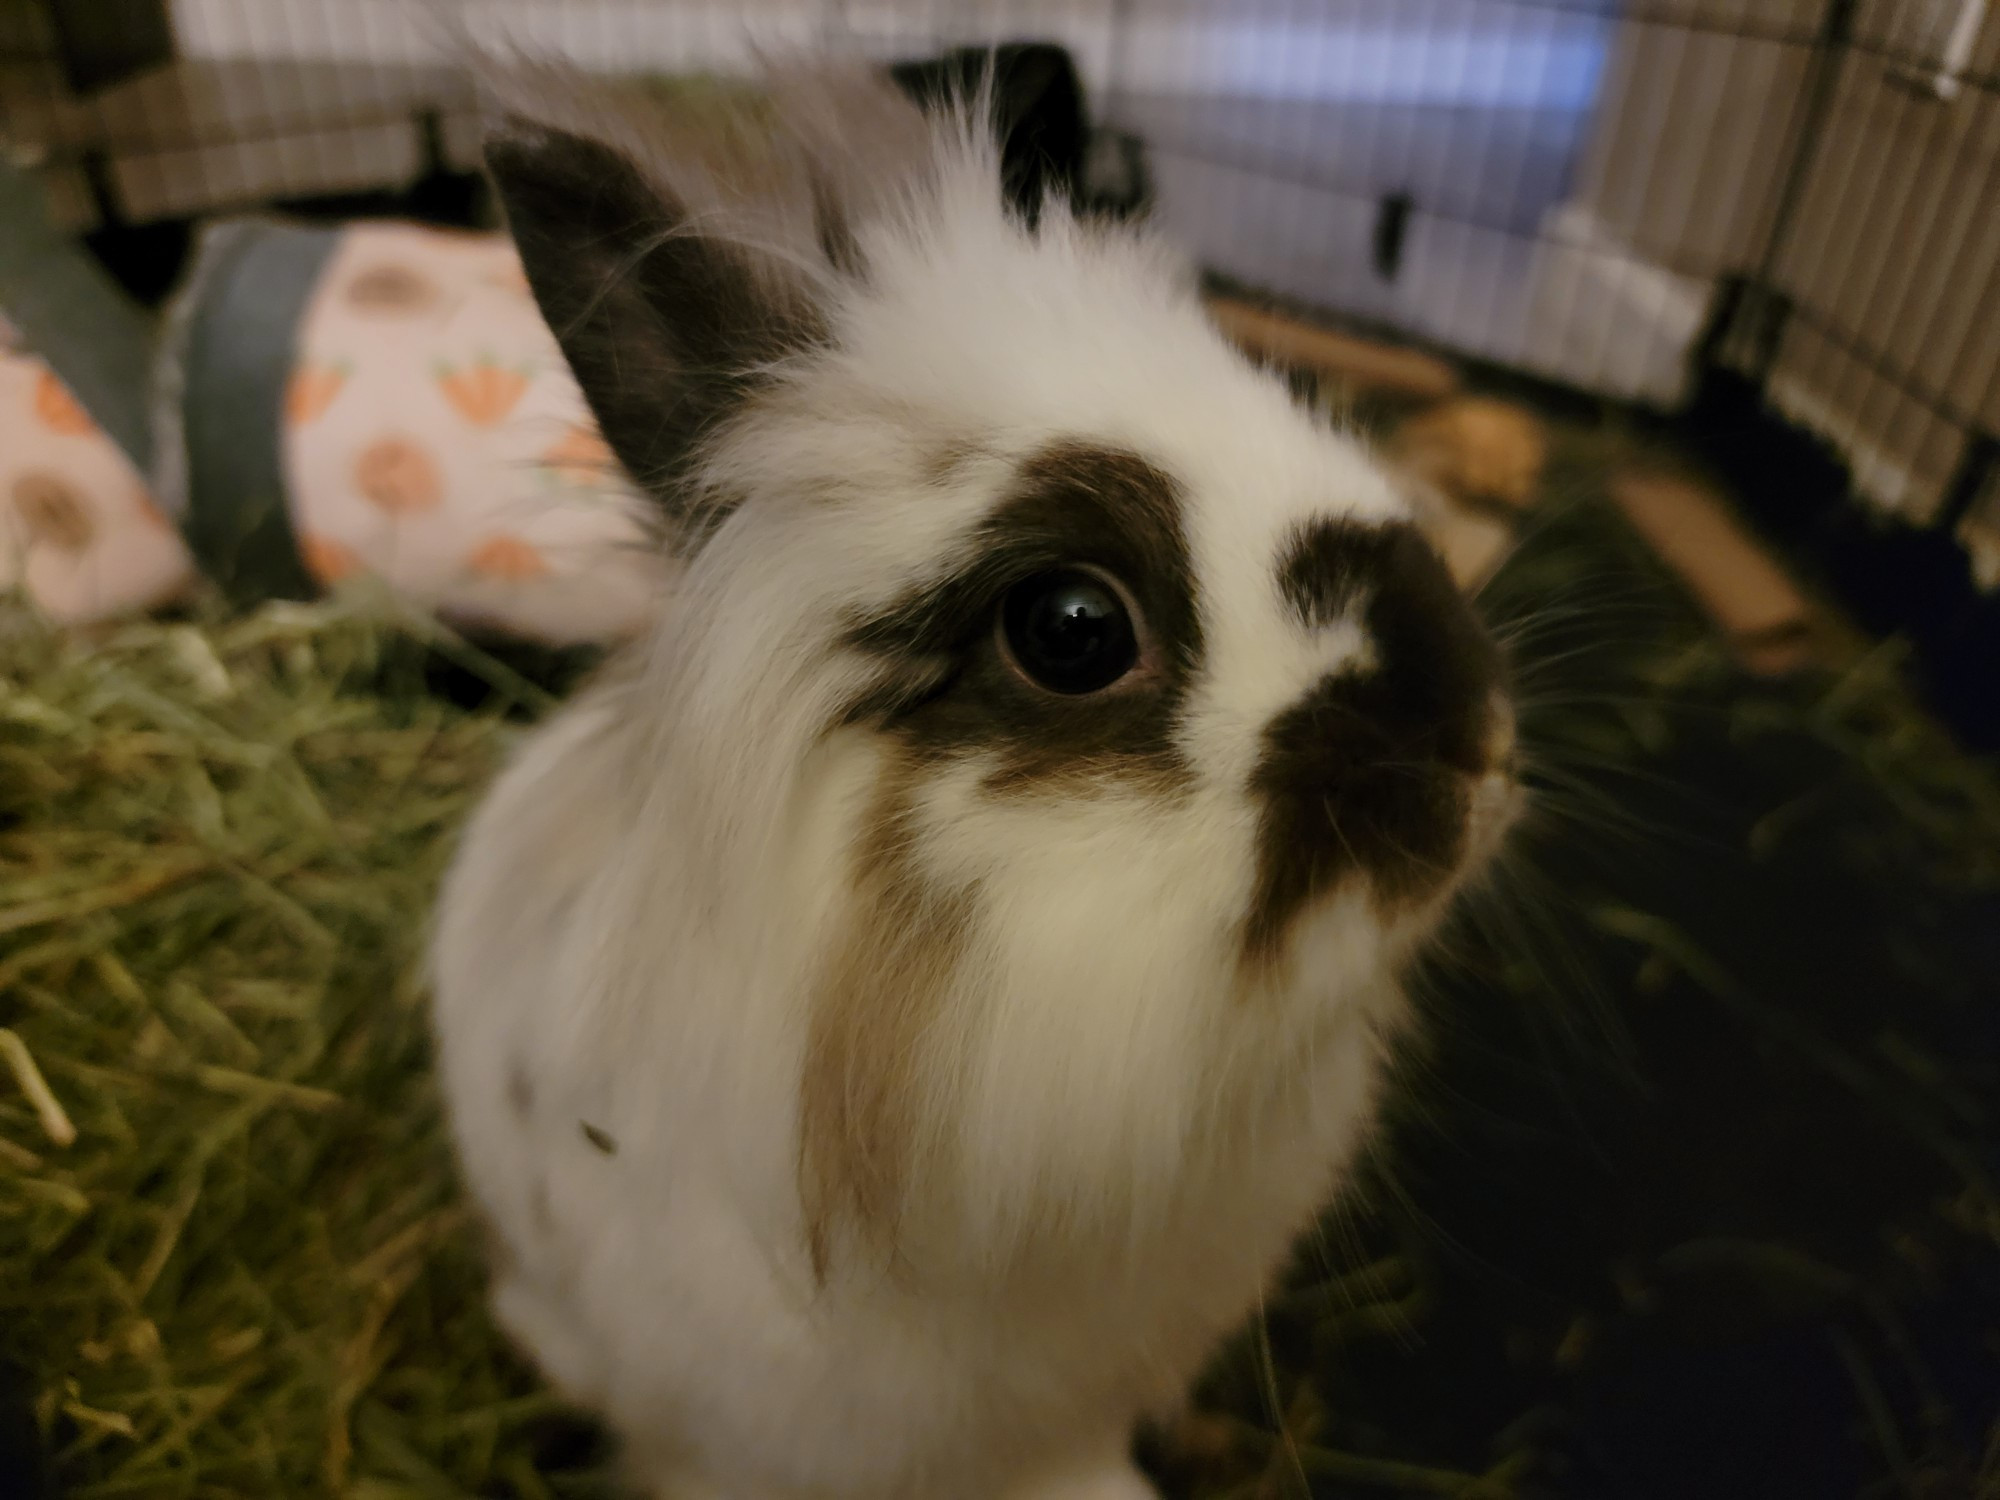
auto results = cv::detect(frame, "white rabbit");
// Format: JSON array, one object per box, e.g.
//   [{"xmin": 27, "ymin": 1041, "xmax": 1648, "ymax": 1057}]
[{"xmin": 430, "ymin": 55, "xmax": 1520, "ymax": 1500}]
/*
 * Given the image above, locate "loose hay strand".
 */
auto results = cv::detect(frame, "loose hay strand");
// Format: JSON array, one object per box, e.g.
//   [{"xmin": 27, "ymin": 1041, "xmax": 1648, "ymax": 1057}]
[{"xmin": 0, "ymin": 1026, "xmax": 76, "ymax": 1148}]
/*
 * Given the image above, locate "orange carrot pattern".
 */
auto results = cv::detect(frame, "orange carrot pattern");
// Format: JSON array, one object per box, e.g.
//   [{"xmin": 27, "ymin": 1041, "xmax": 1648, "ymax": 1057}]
[
  {"xmin": 354, "ymin": 437, "xmax": 444, "ymax": 513},
  {"xmin": 467, "ymin": 534, "xmax": 550, "ymax": 581},
  {"xmin": 484, "ymin": 263, "xmax": 534, "ymax": 298},
  {"xmin": 435, "ymin": 359, "xmax": 531, "ymax": 427},
  {"xmin": 287, "ymin": 363, "xmax": 349, "ymax": 425},
  {"xmin": 32, "ymin": 370, "xmax": 96, "ymax": 436},
  {"xmin": 301, "ymin": 533, "xmax": 364, "ymax": 584},
  {"xmin": 540, "ymin": 422, "xmax": 617, "ymax": 484}
]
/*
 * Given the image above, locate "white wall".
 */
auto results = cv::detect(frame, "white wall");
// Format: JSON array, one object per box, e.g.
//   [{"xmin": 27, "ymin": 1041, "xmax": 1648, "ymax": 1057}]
[
  {"xmin": 166, "ymin": 0, "xmax": 1118, "ymax": 95},
  {"xmin": 166, "ymin": 0, "xmax": 1621, "ymax": 112}
]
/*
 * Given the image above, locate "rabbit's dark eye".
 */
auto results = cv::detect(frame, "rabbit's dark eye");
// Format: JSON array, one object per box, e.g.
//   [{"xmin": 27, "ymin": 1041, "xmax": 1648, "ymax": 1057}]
[{"xmin": 999, "ymin": 568, "xmax": 1140, "ymax": 695}]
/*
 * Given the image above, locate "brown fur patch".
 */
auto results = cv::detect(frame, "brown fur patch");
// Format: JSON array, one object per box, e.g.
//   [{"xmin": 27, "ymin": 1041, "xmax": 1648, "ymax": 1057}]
[
  {"xmin": 1244, "ymin": 520, "xmax": 1502, "ymax": 964},
  {"xmin": 920, "ymin": 437, "xmax": 986, "ymax": 487},
  {"xmin": 797, "ymin": 766, "xmax": 977, "ymax": 1278},
  {"xmin": 1279, "ymin": 516, "xmax": 1397, "ymax": 629},
  {"xmin": 842, "ymin": 439, "xmax": 1203, "ymax": 796}
]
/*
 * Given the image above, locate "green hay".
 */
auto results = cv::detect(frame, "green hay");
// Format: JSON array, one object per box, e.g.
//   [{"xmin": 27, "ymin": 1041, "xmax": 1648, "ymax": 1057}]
[
  {"xmin": 0, "ymin": 601, "xmax": 588, "ymax": 1499},
  {"xmin": 3, "ymin": 468, "xmax": 1998, "ymax": 1499}
]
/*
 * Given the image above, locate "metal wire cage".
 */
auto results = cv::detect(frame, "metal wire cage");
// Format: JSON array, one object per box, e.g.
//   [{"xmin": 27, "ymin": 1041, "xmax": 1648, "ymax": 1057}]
[{"xmin": 4, "ymin": 0, "xmax": 1998, "ymax": 613}]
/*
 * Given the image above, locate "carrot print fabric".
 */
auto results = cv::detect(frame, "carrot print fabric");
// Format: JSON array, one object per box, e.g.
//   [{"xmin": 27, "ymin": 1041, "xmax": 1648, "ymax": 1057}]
[
  {"xmin": 0, "ymin": 223, "xmax": 659, "ymax": 644},
  {"xmin": 282, "ymin": 223, "xmax": 658, "ymax": 647},
  {"xmin": 0, "ymin": 312, "xmax": 196, "ymax": 625}
]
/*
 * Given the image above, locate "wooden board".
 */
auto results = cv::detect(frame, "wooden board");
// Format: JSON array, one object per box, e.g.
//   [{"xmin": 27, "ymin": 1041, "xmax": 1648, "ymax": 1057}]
[
  {"xmin": 1204, "ymin": 294, "xmax": 1460, "ymax": 400},
  {"xmin": 1610, "ymin": 470, "xmax": 1820, "ymax": 676}
]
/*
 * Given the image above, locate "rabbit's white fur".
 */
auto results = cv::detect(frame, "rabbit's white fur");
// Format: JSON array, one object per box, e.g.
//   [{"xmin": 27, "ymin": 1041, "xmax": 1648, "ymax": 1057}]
[{"xmin": 432, "ymin": 61, "xmax": 1514, "ymax": 1500}]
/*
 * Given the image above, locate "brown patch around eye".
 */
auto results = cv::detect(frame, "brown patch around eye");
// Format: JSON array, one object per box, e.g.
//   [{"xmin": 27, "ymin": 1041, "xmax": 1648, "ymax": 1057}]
[
  {"xmin": 840, "ymin": 439, "xmax": 1203, "ymax": 797},
  {"xmin": 1244, "ymin": 521, "xmax": 1502, "ymax": 967},
  {"xmin": 798, "ymin": 765, "xmax": 976, "ymax": 1280}
]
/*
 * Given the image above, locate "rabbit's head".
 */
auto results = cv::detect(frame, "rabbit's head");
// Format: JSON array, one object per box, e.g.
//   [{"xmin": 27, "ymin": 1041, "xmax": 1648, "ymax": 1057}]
[{"xmin": 482, "ymin": 60, "xmax": 1518, "ymax": 1273}]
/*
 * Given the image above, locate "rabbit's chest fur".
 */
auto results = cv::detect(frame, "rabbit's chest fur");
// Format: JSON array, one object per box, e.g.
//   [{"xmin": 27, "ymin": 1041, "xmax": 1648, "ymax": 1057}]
[{"xmin": 432, "ymin": 690, "xmax": 1395, "ymax": 1496}]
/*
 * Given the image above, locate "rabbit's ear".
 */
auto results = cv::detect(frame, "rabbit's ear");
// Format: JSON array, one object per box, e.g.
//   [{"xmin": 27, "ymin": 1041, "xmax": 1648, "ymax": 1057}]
[{"xmin": 480, "ymin": 63, "xmax": 937, "ymax": 535}]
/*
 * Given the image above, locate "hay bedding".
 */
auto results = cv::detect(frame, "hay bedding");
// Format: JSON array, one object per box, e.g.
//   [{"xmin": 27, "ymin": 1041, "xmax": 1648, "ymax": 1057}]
[
  {"xmin": 0, "ymin": 602, "xmax": 603, "ymax": 1498},
  {"xmin": 3, "ymin": 458, "xmax": 2000, "ymax": 1499}
]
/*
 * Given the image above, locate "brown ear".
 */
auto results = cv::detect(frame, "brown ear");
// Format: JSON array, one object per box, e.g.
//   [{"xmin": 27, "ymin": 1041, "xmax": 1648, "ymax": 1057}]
[
  {"xmin": 483, "ymin": 110, "xmax": 820, "ymax": 537},
  {"xmin": 481, "ymin": 65, "xmax": 935, "ymax": 537}
]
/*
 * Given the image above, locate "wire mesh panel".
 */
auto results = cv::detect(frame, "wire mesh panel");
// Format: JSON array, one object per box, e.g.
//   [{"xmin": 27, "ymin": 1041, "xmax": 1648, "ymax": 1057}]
[
  {"xmin": 1107, "ymin": 1, "xmax": 1622, "ymax": 385},
  {"xmin": 1728, "ymin": 0, "xmax": 2000, "ymax": 574},
  {"xmin": 2, "ymin": 2, "xmax": 1119, "ymax": 225},
  {"xmin": 3, "ymin": 0, "xmax": 1997, "ymax": 578}
]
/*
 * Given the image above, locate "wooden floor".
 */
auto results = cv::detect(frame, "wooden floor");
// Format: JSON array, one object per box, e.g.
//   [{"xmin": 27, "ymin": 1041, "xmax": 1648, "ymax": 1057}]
[{"xmin": 1206, "ymin": 298, "xmax": 1830, "ymax": 678}]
